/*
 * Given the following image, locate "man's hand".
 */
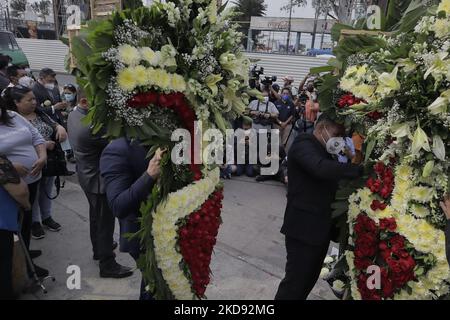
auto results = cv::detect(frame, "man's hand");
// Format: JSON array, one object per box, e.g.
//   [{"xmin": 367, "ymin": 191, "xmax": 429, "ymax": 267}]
[
  {"xmin": 54, "ymin": 102, "xmax": 68, "ymax": 111},
  {"xmin": 440, "ymin": 194, "xmax": 450, "ymax": 220},
  {"xmin": 46, "ymin": 141, "xmax": 56, "ymax": 151},
  {"xmin": 344, "ymin": 146, "xmax": 354, "ymax": 160},
  {"xmin": 12, "ymin": 163, "xmax": 29, "ymax": 177},
  {"xmin": 147, "ymin": 148, "xmax": 167, "ymax": 180},
  {"xmin": 55, "ymin": 125, "xmax": 68, "ymax": 142},
  {"xmin": 30, "ymin": 157, "xmax": 46, "ymax": 177}
]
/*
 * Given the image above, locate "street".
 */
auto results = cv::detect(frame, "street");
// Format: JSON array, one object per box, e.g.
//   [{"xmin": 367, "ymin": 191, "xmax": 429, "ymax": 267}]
[{"xmin": 21, "ymin": 171, "xmax": 336, "ymax": 300}]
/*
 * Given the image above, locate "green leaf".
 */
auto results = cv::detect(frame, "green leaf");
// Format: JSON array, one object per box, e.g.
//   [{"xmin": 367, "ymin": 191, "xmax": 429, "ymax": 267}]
[
  {"xmin": 364, "ymin": 137, "xmax": 377, "ymax": 163},
  {"xmin": 422, "ymin": 160, "xmax": 434, "ymax": 178},
  {"xmin": 310, "ymin": 65, "xmax": 334, "ymax": 74}
]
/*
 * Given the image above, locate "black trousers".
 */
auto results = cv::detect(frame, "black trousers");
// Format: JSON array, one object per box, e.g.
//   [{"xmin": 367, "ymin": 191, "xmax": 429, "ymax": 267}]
[
  {"xmin": 275, "ymin": 236, "xmax": 329, "ymax": 300},
  {"xmin": 84, "ymin": 192, "xmax": 115, "ymax": 269},
  {"xmin": 22, "ymin": 181, "xmax": 40, "ymax": 251},
  {"xmin": 0, "ymin": 230, "xmax": 14, "ymax": 299}
]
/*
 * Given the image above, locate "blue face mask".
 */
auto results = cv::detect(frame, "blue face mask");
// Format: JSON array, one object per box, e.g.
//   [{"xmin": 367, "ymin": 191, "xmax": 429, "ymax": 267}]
[
  {"xmin": 65, "ymin": 93, "xmax": 75, "ymax": 102},
  {"xmin": 282, "ymin": 94, "xmax": 291, "ymax": 102}
]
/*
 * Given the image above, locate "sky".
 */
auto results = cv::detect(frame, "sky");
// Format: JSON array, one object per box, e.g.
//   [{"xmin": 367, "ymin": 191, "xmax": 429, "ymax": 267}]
[{"xmin": 263, "ymin": 0, "xmax": 316, "ymax": 18}]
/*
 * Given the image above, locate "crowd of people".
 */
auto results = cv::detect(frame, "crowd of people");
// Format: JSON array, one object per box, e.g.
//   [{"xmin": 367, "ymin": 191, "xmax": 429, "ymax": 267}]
[
  {"xmin": 222, "ymin": 73, "xmax": 358, "ymax": 186},
  {"xmin": 1, "ymin": 51, "xmax": 449, "ymax": 301},
  {"xmin": 0, "ymin": 53, "xmax": 140, "ymax": 299}
]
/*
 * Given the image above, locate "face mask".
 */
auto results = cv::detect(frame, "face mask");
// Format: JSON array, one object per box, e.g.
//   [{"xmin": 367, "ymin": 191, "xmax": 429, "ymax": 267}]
[
  {"xmin": 25, "ymin": 68, "xmax": 31, "ymax": 74},
  {"xmin": 44, "ymin": 83, "xmax": 55, "ymax": 90},
  {"xmin": 263, "ymin": 96, "xmax": 269, "ymax": 103},
  {"xmin": 321, "ymin": 127, "xmax": 345, "ymax": 155},
  {"xmin": 18, "ymin": 76, "xmax": 34, "ymax": 88},
  {"xmin": 282, "ymin": 94, "xmax": 290, "ymax": 102},
  {"xmin": 64, "ymin": 93, "xmax": 75, "ymax": 102}
]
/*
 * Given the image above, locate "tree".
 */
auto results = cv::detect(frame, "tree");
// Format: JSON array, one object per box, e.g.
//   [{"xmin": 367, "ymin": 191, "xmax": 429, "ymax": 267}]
[
  {"xmin": 31, "ymin": 0, "xmax": 52, "ymax": 23},
  {"xmin": 281, "ymin": 0, "xmax": 366, "ymax": 24},
  {"xmin": 10, "ymin": 0, "xmax": 27, "ymax": 18},
  {"xmin": 232, "ymin": 0, "xmax": 267, "ymax": 49}
]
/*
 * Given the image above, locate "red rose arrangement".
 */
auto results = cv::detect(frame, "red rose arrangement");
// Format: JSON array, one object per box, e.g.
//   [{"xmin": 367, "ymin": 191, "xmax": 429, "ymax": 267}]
[
  {"xmin": 337, "ymin": 93, "xmax": 364, "ymax": 109},
  {"xmin": 128, "ymin": 91, "xmax": 202, "ymax": 180},
  {"xmin": 366, "ymin": 162, "xmax": 394, "ymax": 210},
  {"xmin": 354, "ymin": 214, "xmax": 416, "ymax": 300},
  {"xmin": 178, "ymin": 189, "xmax": 224, "ymax": 297}
]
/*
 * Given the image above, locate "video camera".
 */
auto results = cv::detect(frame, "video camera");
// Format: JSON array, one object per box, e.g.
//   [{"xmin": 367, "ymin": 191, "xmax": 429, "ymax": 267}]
[
  {"xmin": 249, "ymin": 65, "xmax": 264, "ymax": 89},
  {"xmin": 261, "ymin": 75, "xmax": 277, "ymax": 87},
  {"xmin": 249, "ymin": 64, "xmax": 278, "ymax": 90}
]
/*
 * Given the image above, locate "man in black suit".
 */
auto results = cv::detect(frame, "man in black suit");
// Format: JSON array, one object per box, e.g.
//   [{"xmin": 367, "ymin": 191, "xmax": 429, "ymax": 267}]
[
  {"xmin": 32, "ymin": 68, "xmax": 67, "ymax": 125},
  {"xmin": 100, "ymin": 137, "xmax": 164, "ymax": 299},
  {"xmin": 275, "ymin": 117, "xmax": 363, "ymax": 300},
  {"xmin": 67, "ymin": 90, "xmax": 133, "ymax": 279}
]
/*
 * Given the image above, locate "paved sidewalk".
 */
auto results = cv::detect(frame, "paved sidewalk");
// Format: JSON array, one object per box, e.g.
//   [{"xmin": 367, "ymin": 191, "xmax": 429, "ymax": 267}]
[{"xmin": 21, "ymin": 175, "xmax": 336, "ymax": 300}]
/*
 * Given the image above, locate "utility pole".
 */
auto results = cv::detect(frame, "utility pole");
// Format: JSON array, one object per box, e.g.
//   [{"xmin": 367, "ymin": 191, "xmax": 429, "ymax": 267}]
[
  {"xmin": 311, "ymin": 0, "xmax": 321, "ymax": 49},
  {"xmin": 286, "ymin": 0, "xmax": 293, "ymax": 54},
  {"xmin": 320, "ymin": 11, "xmax": 328, "ymax": 49}
]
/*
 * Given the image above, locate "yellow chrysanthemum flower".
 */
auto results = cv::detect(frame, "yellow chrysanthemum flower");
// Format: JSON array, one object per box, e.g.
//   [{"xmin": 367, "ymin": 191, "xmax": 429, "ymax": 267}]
[
  {"xmin": 397, "ymin": 165, "xmax": 413, "ymax": 179},
  {"xmin": 411, "ymin": 186, "xmax": 433, "ymax": 203},
  {"xmin": 410, "ymin": 204, "xmax": 430, "ymax": 218},
  {"xmin": 153, "ymin": 68, "xmax": 171, "ymax": 89},
  {"xmin": 438, "ymin": 0, "xmax": 450, "ymax": 15},
  {"xmin": 133, "ymin": 65, "xmax": 149, "ymax": 86},
  {"xmin": 117, "ymin": 44, "xmax": 141, "ymax": 66},
  {"xmin": 432, "ymin": 18, "xmax": 450, "ymax": 38},
  {"xmin": 171, "ymin": 74, "xmax": 186, "ymax": 92},
  {"xmin": 117, "ymin": 68, "xmax": 137, "ymax": 92}
]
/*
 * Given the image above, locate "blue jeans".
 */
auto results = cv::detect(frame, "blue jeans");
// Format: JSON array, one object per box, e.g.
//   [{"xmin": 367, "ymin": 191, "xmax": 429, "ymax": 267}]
[
  {"xmin": 236, "ymin": 164, "xmax": 255, "ymax": 177},
  {"xmin": 32, "ymin": 176, "xmax": 55, "ymax": 223}
]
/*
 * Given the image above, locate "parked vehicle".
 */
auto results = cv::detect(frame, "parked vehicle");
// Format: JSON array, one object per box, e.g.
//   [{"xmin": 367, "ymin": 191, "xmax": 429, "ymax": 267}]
[{"xmin": 0, "ymin": 31, "xmax": 30, "ymax": 67}]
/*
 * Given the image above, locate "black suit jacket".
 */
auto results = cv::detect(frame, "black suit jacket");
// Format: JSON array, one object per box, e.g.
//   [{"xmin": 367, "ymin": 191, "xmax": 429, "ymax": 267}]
[
  {"xmin": 281, "ymin": 134, "xmax": 362, "ymax": 246},
  {"xmin": 32, "ymin": 81, "xmax": 64, "ymax": 125},
  {"xmin": 100, "ymin": 138, "xmax": 155, "ymax": 255}
]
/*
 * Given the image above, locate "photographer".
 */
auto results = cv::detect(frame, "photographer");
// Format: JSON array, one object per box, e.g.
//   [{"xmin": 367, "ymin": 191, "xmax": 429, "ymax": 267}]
[
  {"xmin": 269, "ymin": 84, "xmax": 280, "ymax": 104},
  {"xmin": 274, "ymin": 88, "xmax": 296, "ymax": 149},
  {"xmin": 247, "ymin": 86, "xmax": 279, "ymax": 131}
]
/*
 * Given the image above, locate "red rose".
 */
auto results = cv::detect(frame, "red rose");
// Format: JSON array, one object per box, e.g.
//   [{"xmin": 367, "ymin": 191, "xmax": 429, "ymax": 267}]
[
  {"xmin": 371, "ymin": 200, "xmax": 381, "ymax": 211},
  {"xmin": 374, "ymin": 162, "xmax": 385, "ymax": 175},
  {"xmin": 355, "ymin": 233, "xmax": 378, "ymax": 258},
  {"xmin": 379, "ymin": 185, "xmax": 390, "ymax": 198},
  {"xmin": 158, "ymin": 94, "xmax": 173, "ymax": 108},
  {"xmin": 370, "ymin": 180, "xmax": 382, "ymax": 193},
  {"xmin": 381, "ymin": 277, "xmax": 395, "ymax": 298},
  {"xmin": 379, "ymin": 218, "xmax": 397, "ymax": 232},
  {"xmin": 354, "ymin": 257, "xmax": 373, "ymax": 270}
]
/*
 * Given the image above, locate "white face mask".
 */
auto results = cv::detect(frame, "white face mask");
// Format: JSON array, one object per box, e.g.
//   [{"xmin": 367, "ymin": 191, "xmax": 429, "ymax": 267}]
[
  {"xmin": 18, "ymin": 76, "xmax": 34, "ymax": 88},
  {"xmin": 321, "ymin": 127, "xmax": 345, "ymax": 155},
  {"xmin": 44, "ymin": 83, "xmax": 55, "ymax": 90},
  {"xmin": 263, "ymin": 96, "xmax": 269, "ymax": 103}
]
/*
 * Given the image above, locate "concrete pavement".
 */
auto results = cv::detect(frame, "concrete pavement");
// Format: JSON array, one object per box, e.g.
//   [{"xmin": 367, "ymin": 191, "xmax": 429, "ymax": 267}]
[{"xmin": 21, "ymin": 174, "xmax": 336, "ymax": 300}]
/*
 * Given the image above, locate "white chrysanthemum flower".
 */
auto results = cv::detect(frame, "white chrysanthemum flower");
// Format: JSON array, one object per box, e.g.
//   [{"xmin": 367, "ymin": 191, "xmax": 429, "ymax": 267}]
[{"xmin": 117, "ymin": 44, "xmax": 141, "ymax": 66}]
